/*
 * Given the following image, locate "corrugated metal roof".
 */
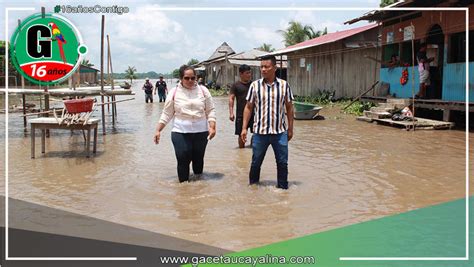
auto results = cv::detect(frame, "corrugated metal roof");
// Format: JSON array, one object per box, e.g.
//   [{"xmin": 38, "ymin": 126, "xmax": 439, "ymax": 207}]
[
  {"xmin": 228, "ymin": 59, "xmax": 261, "ymax": 66},
  {"xmin": 268, "ymin": 23, "xmax": 378, "ymax": 56},
  {"xmin": 226, "ymin": 49, "xmax": 267, "ymax": 66},
  {"xmin": 204, "ymin": 48, "xmax": 269, "ymax": 64},
  {"xmin": 230, "ymin": 49, "xmax": 267, "ymax": 59},
  {"xmin": 344, "ymin": 0, "xmax": 444, "ymax": 25}
]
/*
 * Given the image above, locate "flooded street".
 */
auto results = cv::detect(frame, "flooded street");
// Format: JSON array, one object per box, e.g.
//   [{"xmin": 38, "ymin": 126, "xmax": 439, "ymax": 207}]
[{"xmin": 0, "ymin": 80, "xmax": 473, "ymax": 251}]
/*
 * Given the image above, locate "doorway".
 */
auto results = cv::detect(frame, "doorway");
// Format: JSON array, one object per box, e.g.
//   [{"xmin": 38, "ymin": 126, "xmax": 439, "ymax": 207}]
[{"xmin": 425, "ymin": 24, "xmax": 444, "ymax": 99}]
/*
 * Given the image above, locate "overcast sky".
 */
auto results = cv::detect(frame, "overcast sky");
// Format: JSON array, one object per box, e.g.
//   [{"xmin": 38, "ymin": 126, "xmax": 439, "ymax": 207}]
[{"xmin": 2, "ymin": 0, "xmax": 380, "ymax": 73}]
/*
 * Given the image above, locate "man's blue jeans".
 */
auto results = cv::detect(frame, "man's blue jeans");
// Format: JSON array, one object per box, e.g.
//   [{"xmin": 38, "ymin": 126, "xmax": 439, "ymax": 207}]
[
  {"xmin": 250, "ymin": 132, "xmax": 289, "ymax": 189},
  {"xmin": 158, "ymin": 91, "xmax": 166, "ymax": 102}
]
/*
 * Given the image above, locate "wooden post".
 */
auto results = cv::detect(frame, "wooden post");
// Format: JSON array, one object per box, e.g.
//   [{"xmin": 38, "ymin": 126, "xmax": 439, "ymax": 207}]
[
  {"xmin": 107, "ymin": 35, "xmax": 117, "ymax": 124},
  {"xmin": 22, "ymin": 94, "xmax": 26, "ymax": 129},
  {"xmin": 374, "ymin": 23, "xmax": 381, "ymax": 96},
  {"xmin": 106, "ymin": 39, "xmax": 110, "ymax": 113},
  {"xmin": 38, "ymin": 84, "xmax": 43, "ymax": 110},
  {"xmin": 100, "ymin": 15, "xmax": 106, "ymax": 135},
  {"xmin": 45, "ymin": 84, "xmax": 50, "ymax": 137}
]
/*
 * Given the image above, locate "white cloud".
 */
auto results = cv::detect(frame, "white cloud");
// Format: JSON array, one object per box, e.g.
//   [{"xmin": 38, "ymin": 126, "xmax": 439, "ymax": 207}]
[
  {"xmin": 107, "ymin": 4, "xmax": 184, "ymax": 45},
  {"xmin": 235, "ymin": 26, "xmax": 284, "ymax": 49},
  {"xmin": 367, "ymin": 0, "xmax": 380, "ymax": 5},
  {"xmin": 158, "ymin": 51, "xmax": 181, "ymax": 60},
  {"xmin": 320, "ymin": 20, "xmax": 346, "ymax": 32}
]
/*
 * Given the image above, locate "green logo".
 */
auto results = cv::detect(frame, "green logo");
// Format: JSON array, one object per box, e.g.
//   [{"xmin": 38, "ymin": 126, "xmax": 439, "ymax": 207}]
[{"xmin": 10, "ymin": 13, "xmax": 87, "ymax": 85}]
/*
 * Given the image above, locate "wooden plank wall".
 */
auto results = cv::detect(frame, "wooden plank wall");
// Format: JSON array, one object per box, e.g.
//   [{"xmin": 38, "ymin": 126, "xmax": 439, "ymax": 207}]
[
  {"xmin": 287, "ymin": 42, "xmax": 380, "ymax": 99},
  {"xmin": 205, "ymin": 62, "xmax": 261, "ymax": 89}
]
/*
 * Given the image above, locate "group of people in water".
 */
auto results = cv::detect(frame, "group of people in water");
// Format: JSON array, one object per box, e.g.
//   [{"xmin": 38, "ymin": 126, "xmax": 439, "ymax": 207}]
[
  {"xmin": 142, "ymin": 76, "xmax": 169, "ymax": 103},
  {"xmin": 152, "ymin": 55, "xmax": 294, "ymax": 190}
]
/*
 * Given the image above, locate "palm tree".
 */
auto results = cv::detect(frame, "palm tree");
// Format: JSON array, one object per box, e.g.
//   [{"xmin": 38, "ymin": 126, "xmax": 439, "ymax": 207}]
[
  {"xmin": 278, "ymin": 21, "xmax": 327, "ymax": 46},
  {"xmin": 257, "ymin": 43, "xmax": 275, "ymax": 52},
  {"xmin": 187, "ymin": 58, "xmax": 199, "ymax": 66},
  {"xmin": 125, "ymin": 66, "xmax": 137, "ymax": 84},
  {"xmin": 80, "ymin": 59, "xmax": 94, "ymax": 67},
  {"xmin": 306, "ymin": 27, "xmax": 327, "ymax": 39},
  {"xmin": 172, "ymin": 69, "xmax": 180, "ymax": 79}
]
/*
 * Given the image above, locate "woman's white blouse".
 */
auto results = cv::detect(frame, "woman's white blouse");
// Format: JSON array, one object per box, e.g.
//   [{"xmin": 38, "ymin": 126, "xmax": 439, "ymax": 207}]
[{"xmin": 159, "ymin": 83, "xmax": 216, "ymax": 133}]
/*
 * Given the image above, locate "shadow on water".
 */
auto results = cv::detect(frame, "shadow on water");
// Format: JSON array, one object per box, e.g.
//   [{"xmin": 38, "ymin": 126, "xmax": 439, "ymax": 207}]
[
  {"xmin": 160, "ymin": 172, "xmax": 225, "ymax": 182},
  {"xmin": 258, "ymin": 180, "xmax": 302, "ymax": 187},
  {"xmin": 37, "ymin": 150, "xmax": 105, "ymax": 159},
  {"xmin": 195, "ymin": 172, "xmax": 225, "ymax": 181}
]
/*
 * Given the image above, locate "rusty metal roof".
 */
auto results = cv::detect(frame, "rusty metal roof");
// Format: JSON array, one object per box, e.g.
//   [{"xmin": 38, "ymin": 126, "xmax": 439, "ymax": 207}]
[{"xmin": 267, "ymin": 23, "xmax": 378, "ymax": 56}]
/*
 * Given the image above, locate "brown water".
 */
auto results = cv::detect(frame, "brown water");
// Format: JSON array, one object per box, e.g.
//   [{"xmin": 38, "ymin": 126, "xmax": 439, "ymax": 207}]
[{"xmin": 0, "ymin": 80, "xmax": 473, "ymax": 251}]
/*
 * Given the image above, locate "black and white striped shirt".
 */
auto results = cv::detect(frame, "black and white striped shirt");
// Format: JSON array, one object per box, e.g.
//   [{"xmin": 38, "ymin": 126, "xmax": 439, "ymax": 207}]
[{"xmin": 246, "ymin": 77, "xmax": 294, "ymax": 135}]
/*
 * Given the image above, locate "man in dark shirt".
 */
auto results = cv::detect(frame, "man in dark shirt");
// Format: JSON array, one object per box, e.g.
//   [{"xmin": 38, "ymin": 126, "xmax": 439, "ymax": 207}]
[
  {"xmin": 142, "ymin": 78, "xmax": 154, "ymax": 103},
  {"xmin": 229, "ymin": 64, "xmax": 253, "ymax": 148},
  {"xmin": 155, "ymin": 76, "xmax": 168, "ymax": 102}
]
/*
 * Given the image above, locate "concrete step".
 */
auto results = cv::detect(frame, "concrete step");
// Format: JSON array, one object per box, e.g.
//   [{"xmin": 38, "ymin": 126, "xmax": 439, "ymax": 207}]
[
  {"xmin": 370, "ymin": 106, "xmax": 396, "ymax": 113},
  {"xmin": 387, "ymin": 98, "xmax": 411, "ymax": 107},
  {"xmin": 357, "ymin": 116, "xmax": 373, "ymax": 122},
  {"xmin": 363, "ymin": 110, "xmax": 392, "ymax": 119}
]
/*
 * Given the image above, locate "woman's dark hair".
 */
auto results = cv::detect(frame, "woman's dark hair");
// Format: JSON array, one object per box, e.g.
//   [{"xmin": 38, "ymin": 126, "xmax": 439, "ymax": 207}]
[{"xmin": 179, "ymin": 65, "xmax": 196, "ymax": 79}]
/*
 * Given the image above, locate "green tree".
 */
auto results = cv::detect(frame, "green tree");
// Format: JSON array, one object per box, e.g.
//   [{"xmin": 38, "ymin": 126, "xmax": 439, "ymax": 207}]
[
  {"xmin": 306, "ymin": 27, "xmax": 327, "ymax": 39},
  {"xmin": 278, "ymin": 21, "xmax": 327, "ymax": 46},
  {"xmin": 380, "ymin": 0, "xmax": 398, "ymax": 7},
  {"xmin": 80, "ymin": 59, "xmax": 94, "ymax": 67},
  {"xmin": 257, "ymin": 43, "xmax": 275, "ymax": 52},
  {"xmin": 124, "ymin": 66, "xmax": 137, "ymax": 83},
  {"xmin": 172, "ymin": 69, "xmax": 180, "ymax": 79},
  {"xmin": 187, "ymin": 58, "xmax": 199, "ymax": 65}
]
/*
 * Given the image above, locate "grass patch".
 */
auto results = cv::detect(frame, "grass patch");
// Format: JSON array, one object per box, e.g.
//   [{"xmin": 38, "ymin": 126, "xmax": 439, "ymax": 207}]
[
  {"xmin": 340, "ymin": 100, "xmax": 376, "ymax": 116},
  {"xmin": 209, "ymin": 88, "xmax": 228, "ymax": 97},
  {"xmin": 294, "ymin": 90, "xmax": 375, "ymax": 116}
]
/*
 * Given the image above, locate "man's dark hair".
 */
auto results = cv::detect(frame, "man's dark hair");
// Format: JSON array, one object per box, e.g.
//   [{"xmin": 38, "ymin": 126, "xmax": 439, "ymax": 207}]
[
  {"xmin": 239, "ymin": 64, "xmax": 251, "ymax": 73},
  {"xmin": 159, "ymin": 76, "xmax": 163, "ymax": 78},
  {"xmin": 179, "ymin": 65, "xmax": 195, "ymax": 79},
  {"xmin": 261, "ymin": 55, "xmax": 277, "ymax": 66},
  {"xmin": 420, "ymin": 42, "xmax": 427, "ymax": 48}
]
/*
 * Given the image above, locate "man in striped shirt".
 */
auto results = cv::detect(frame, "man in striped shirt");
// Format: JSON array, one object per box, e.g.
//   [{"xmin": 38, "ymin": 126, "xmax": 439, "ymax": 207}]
[{"xmin": 241, "ymin": 55, "xmax": 294, "ymax": 190}]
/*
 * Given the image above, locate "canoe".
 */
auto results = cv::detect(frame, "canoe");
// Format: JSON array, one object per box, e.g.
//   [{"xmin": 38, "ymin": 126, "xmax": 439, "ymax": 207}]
[{"xmin": 293, "ymin": 101, "xmax": 322, "ymax": 120}]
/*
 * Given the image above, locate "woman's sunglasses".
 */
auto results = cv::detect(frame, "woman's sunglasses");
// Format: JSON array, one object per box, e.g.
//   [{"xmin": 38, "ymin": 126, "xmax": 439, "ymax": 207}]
[{"xmin": 183, "ymin": 76, "xmax": 196, "ymax": 81}]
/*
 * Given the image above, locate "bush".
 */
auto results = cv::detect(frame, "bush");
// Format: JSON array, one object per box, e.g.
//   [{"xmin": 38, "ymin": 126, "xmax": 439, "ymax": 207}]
[
  {"xmin": 294, "ymin": 89, "xmax": 335, "ymax": 105},
  {"xmin": 208, "ymin": 88, "xmax": 227, "ymax": 97},
  {"xmin": 342, "ymin": 101, "xmax": 375, "ymax": 116}
]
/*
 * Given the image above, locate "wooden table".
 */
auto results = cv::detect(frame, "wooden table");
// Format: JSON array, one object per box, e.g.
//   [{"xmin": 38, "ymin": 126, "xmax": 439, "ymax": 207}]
[{"xmin": 29, "ymin": 118, "xmax": 99, "ymax": 158}]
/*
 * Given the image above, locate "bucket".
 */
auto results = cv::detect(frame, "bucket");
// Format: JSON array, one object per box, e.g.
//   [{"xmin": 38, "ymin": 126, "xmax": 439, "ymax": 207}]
[{"xmin": 63, "ymin": 98, "xmax": 94, "ymax": 113}]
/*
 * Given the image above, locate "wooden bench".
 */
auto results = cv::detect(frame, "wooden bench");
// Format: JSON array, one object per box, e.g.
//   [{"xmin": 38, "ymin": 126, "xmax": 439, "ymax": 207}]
[{"xmin": 29, "ymin": 118, "xmax": 99, "ymax": 158}]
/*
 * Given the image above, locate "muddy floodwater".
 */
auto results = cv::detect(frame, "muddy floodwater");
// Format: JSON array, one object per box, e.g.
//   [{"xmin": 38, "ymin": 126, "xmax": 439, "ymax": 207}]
[{"xmin": 0, "ymin": 80, "xmax": 473, "ymax": 251}]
